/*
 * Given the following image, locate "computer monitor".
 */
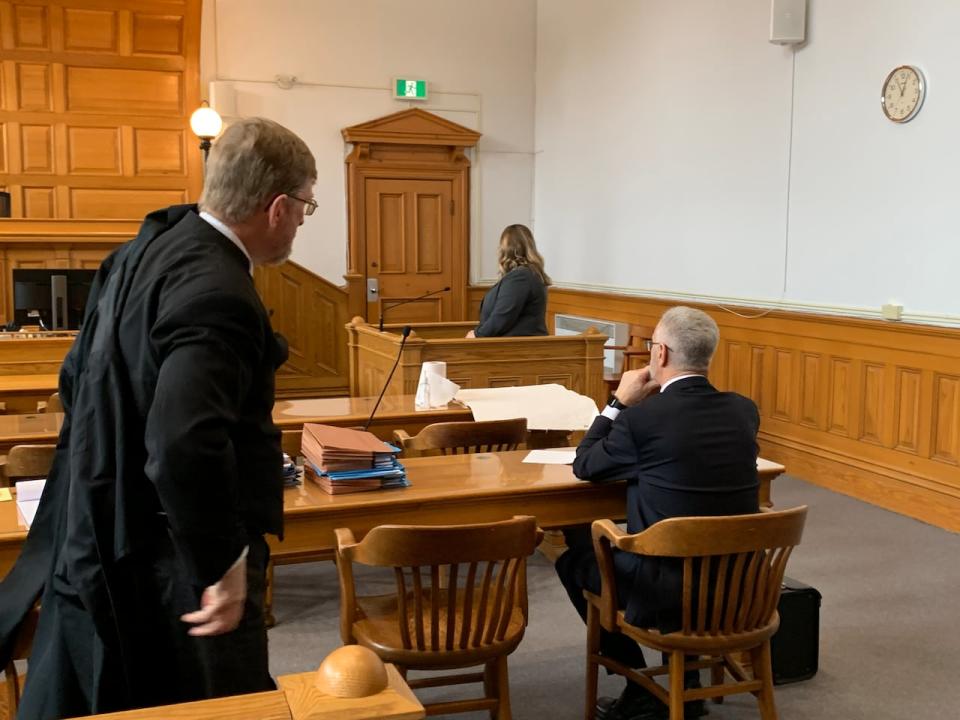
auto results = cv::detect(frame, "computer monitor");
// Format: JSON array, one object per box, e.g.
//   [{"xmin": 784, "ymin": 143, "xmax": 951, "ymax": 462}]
[{"xmin": 12, "ymin": 269, "xmax": 96, "ymax": 330}]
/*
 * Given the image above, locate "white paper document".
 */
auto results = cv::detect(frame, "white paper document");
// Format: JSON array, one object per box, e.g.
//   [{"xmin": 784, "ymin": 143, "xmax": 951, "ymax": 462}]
[
  {"xmin": 16, "ymin": 478, "xmax": 46, "ymax": 528},
  {"xmin": 522, "ymin": 449, "xmax": 577, "ymax": 465},
  {"xmin": 455, "ymin": 384, "xmax": 599, "ymax": 431}
]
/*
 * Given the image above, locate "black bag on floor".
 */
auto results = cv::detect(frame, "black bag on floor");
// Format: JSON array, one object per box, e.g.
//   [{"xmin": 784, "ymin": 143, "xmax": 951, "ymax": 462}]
[{"xmin": 770, "ymin": 576, "xmax": 821, "ymax": 685}]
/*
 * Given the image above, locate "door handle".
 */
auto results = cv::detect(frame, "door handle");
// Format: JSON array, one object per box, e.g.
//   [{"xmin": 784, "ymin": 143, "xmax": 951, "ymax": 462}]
[{"xmin": 366, "ymin": 278, "xmax": 379, "ymax": 302}]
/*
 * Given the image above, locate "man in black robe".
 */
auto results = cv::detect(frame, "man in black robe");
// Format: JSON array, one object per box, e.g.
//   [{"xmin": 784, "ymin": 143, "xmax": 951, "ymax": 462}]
[{"xmin": 0, "ymin": 117, "xmax": 317, "ymax": 718}]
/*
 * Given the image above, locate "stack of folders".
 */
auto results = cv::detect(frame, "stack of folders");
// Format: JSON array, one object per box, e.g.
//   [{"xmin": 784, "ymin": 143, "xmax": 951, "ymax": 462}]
[
  {"xmin": 282, "ymin": 453, "xmax": 301, "ymax": 488},
  {"xmin": 301, "ymin": 423, "xmax": 408, "ymax": 495}
]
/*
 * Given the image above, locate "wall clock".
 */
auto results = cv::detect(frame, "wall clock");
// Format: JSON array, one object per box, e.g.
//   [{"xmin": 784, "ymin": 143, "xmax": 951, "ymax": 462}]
[{"xmin": 881, "ymin": 65, "xmax": 925, "ymax": 123}]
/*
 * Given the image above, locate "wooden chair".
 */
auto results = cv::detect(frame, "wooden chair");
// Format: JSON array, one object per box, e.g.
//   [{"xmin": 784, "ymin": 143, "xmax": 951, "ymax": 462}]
[
  {"xmin": 5, "ymin": 444, "xmax": 56, "ymax": 484},
  {"xmin": 37, "ymin": 392, "xmax": 62, "ymax": 414},
  {"xmin": 3, "ymin": 606, "xmax": 39, "ymax": 719},
  {"xmin": 392, "ymin": 418, "xmax": 527, "ymax": 458},
  {"xmin": 585, "ymin": 506, "xmax": 808, "ymax": 720},
  {"xmin": 335, "ymin": 515, "xmax": 543, "ymax": 719},
  {"xmin": 604, "ymin": 324, "xmax": 655, "ymax": 394}
]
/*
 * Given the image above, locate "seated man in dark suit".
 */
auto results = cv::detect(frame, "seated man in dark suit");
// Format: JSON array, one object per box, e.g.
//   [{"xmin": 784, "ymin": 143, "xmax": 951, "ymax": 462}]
[{"xmin": 555, "ymin": 306, "xmax": 760, "ymax": 720}]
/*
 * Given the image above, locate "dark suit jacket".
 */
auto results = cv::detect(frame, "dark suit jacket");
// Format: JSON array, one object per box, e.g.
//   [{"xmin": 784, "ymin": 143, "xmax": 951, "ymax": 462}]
[
  {"xmin": 475, "ymin": 266, "xmax": 548, "ymax": 337},
  {"xmin": 573, "ymin": 375, "xmax": 760, "ymax": 627}
]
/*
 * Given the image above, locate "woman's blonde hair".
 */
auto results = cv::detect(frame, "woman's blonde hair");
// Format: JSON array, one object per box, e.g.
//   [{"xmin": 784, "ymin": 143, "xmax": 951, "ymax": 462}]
[{"xmin": 498, "ymin": 224, "xmax": 551, "ymax": 285}]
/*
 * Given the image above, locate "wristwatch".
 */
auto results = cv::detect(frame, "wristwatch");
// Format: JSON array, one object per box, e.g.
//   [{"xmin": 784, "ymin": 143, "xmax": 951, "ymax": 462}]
[{"xmin": 607, "ymin": 395, "xmax": 628, "ymax": 411}]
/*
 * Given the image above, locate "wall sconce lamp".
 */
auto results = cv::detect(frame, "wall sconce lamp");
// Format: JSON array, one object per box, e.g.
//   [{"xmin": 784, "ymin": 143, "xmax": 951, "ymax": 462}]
[{"xmin": 190, "ymin": 101, "xmax": 223, "ymax": 165}]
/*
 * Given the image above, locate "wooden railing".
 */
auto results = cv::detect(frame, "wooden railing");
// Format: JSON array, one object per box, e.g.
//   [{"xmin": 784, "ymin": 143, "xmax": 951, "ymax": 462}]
[{"xmin": 547, "ymin": 286, "xmax": 960, "ymax": 532}]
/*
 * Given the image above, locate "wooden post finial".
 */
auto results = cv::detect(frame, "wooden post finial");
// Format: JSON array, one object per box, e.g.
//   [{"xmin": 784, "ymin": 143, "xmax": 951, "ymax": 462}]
[{"xmin": 314, "ymin": 645, "xmax": 388, "ymax": 698}]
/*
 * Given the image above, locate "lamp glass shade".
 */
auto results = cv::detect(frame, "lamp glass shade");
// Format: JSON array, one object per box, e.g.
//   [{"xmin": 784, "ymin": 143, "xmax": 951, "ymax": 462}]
[{"xmin": 190, "ymin": 105, "xmax": 223, "ymax": 139}]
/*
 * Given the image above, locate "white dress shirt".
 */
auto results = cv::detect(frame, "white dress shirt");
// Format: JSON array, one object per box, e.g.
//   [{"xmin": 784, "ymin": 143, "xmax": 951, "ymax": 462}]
[{"xmin": 601, "ymin": 373, "xmax": 704, "ymax": 421}]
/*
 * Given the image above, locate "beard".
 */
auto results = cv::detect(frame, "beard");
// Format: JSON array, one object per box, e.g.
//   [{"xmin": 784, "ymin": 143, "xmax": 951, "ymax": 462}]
[{"xmin": 263, "ymin": 240, "xmax": 294, "ymax": 266}]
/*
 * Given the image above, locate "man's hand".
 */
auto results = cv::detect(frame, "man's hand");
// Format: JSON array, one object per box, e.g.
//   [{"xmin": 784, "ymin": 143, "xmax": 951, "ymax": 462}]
[
  {"xmin": 614, "ymin": 366, "xmax": 660, "ymax": 407},
  {"xmin": 181, "ymin": 553, "xmax": 247, "ymax": 636},
  {"xmin": 465, "ymin": 330, "xmax": 476, "ymax": 338}
]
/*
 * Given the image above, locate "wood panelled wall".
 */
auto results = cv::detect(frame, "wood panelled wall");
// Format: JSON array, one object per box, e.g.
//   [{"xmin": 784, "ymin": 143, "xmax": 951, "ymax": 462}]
[
  {"xmin": 0, "ymin": 0, "xmax": 202, "ymax": 219},
  {"xmin": 0, "ymin": 217, "xmax": 135, "ymax": 318},
  {"xmin": 0, "ymin": 220, "xmax": 350, "ymax": 397},
  {"xmin": 546, "ymin": 287, "xmax": 960, "ymax": 533},
  {"xmin": 0, "ymin": 0, "xmax": 350, "ymax": 398},
  {"xmin": 254, "ymin": 261, "xmax": 349, "ymax": 398}
]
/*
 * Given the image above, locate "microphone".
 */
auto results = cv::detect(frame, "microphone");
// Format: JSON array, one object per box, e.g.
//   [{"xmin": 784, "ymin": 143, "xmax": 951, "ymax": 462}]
[
  {"xmin": 363, "ymin": 325, "xmax": 412, "ymax": 432},
  {"xmin": 378, "ymin": 286, "xmax": 451, "ymax": 332}
]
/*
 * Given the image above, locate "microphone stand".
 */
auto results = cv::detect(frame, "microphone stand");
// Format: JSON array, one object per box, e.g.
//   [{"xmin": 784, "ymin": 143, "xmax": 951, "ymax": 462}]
[
  {"xmin": 362, "ymin": 325, "xmax": 412, "ymax": 431},
  {"xmin": 378, "ymin": 286, "xmax": 451, "ymax": 332}
]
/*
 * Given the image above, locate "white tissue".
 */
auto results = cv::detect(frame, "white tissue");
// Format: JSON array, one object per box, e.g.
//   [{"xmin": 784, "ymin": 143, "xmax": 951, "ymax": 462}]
[{"xmin": 415, "ymin": 361, "xmax": 460, "ymax": 409}]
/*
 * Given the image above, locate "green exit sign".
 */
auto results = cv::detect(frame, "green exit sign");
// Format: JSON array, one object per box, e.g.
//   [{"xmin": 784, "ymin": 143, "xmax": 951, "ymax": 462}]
[{"xmin": 394, "ymin": 78, "xmax": 428, "ymax": 100}]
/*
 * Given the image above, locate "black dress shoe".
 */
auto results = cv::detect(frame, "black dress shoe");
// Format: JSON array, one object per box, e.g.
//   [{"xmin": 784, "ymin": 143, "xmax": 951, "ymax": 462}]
[
  {"xmin": 596, "ymin": 694, "xmax": 707, "ymax": 720},
  {"xmin": 595, "ymin": 691, "xmax": 661, "ymax": 720}
]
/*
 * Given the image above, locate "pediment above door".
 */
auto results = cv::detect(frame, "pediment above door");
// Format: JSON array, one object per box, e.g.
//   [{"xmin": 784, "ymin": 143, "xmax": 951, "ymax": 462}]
[{"xmin": 342, "ymin": 108, "xmax": 481, "ymax": 147}]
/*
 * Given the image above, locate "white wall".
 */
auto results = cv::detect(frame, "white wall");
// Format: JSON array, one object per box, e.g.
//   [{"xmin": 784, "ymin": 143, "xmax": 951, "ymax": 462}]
[
  {"xmin": 534, "ymin": 0, "xmax": 960, "ymax": 324},
  {"xmin": 201, "ymin": 0, "xmax": 536, "ymax": 285}
]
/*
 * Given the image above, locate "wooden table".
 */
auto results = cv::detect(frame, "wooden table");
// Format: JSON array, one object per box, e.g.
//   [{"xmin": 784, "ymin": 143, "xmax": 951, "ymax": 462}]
[
  {"xmin": 273, "ymin": 451, "xmax": 785, "ymax": 563},
  {"xmin": 0, "ymin": 395, "xmax": 473, "ymax": 454},
  {"xmin": 0, "ymin": 374, "xmax": 60, "ymax": 414},
  {"xmin": 274, "ymin": 395, "xmax": 471, "ymax": 441},
  {"xmin": 80, "ymin": 664, "xmax": 424, "ymax": 719},
  {"xmin": 0, "ymin": 451, "xmax": 785, "ymax": 579}
]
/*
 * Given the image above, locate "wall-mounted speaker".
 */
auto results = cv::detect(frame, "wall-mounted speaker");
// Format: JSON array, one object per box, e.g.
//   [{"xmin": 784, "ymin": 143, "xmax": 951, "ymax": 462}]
[
  {"xmin": 770, "ymin": 0, "xmax": 806, "ymax": 45},
  {"xmin": 209, "ymin": 81, "xmax": 237, "ymax": 118}
]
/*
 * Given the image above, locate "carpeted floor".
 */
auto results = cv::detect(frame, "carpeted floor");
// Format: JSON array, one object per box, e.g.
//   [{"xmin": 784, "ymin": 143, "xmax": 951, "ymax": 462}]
[{"xmin": 268, "ymin": 475, "xmax": 960, "ymax": 718}]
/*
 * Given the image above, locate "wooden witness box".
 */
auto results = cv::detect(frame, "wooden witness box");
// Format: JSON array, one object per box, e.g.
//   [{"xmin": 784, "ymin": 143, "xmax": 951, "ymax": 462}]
[{"xmin": 346, "ymin": 318, "xmax": 608, "ymax": 408}]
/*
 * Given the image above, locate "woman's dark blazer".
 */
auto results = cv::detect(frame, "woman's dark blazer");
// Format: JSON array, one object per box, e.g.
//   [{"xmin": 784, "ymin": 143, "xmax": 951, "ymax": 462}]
[{"xmin": 474, "ymin": 266, "xmax": 548, "ymax": 337}]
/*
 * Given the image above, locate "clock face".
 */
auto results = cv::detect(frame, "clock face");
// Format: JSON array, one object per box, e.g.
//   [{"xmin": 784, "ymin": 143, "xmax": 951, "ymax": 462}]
[{"xmin": 881, "ymin": 65, "xmax": 925, "ymax": 123}]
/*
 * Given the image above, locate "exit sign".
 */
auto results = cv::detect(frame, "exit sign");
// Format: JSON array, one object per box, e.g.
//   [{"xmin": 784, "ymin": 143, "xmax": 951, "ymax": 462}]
[{"xmin": 394, "ymin": 78, "xmax": 428, "ymax": 100}]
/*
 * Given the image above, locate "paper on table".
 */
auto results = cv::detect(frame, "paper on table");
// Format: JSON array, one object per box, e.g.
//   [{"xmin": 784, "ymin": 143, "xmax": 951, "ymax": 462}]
[
  {"xmin": 16, "ymin": 478, "xmax": 45, "ymax": 501},
  {"xmin": 17, "ymin": 500, "xmax": 39, "ymax": 528},
  {"xmin": 16, "ymin": 478, "xmax": 45, "ymax": 528},
  {"xmin": 456, "ymin": 384, "xmax": 598, "ymax": 430},
  {"xmin": 522, "ymin": 449, "xmax": 577, "ymax": 465}
]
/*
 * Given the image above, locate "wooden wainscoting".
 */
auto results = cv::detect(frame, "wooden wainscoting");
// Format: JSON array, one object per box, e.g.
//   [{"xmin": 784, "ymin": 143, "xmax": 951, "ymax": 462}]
[
  {"xmin": 0, "ymin": 217, "xmax": 137, "ymax": 319},
  {"xmin": 547, "ymin": 287, "xmax": 960, "ymax": 532},
  {"xmin": 0, "ymin": 0, "xmax": 203, "ymax": 219},
  {"xmin": 0, "ymin": 220, "xmax": 352, "ymax": 397},
  {"xmin": 254, "ymin": 261, "xmax": 349, "ymax": 398}
]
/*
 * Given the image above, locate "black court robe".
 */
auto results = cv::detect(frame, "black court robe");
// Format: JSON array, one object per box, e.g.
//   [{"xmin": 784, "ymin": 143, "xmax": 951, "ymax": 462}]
[{"xmin": 0, "ymin": 205, "xmax": 287, "ymax": 718}]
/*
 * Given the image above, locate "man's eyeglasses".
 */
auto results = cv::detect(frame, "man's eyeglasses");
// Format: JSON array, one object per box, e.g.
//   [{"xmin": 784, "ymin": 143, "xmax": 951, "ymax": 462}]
[
  {"xmin": 286, "ymin": 194, "xmax": 317, "ymax": 216},
  {"xmin": 644, "ymin": 340, "xmax": 671, "ymax": 352}
]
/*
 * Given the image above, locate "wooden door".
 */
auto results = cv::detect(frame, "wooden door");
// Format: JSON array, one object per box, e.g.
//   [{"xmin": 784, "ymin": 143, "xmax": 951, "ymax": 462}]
[{"xmin": 364, "ymin": 177, "xmax": 459, "ymax": 325}]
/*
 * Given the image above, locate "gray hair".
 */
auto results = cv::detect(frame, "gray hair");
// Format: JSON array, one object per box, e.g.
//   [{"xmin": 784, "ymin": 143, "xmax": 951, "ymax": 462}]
[
  {"xmin": 199, "ymin": 117, "xmax": 317, "ymax": 224},
  {"xmin": 657, "ymin": 306, "xmax": 719, "ymax": 372}
]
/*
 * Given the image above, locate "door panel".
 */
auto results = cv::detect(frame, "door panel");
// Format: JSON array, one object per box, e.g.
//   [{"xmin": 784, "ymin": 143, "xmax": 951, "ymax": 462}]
[{"xmin": 364, "ymin": 177, "xmax": 456, "ymax": 326}]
